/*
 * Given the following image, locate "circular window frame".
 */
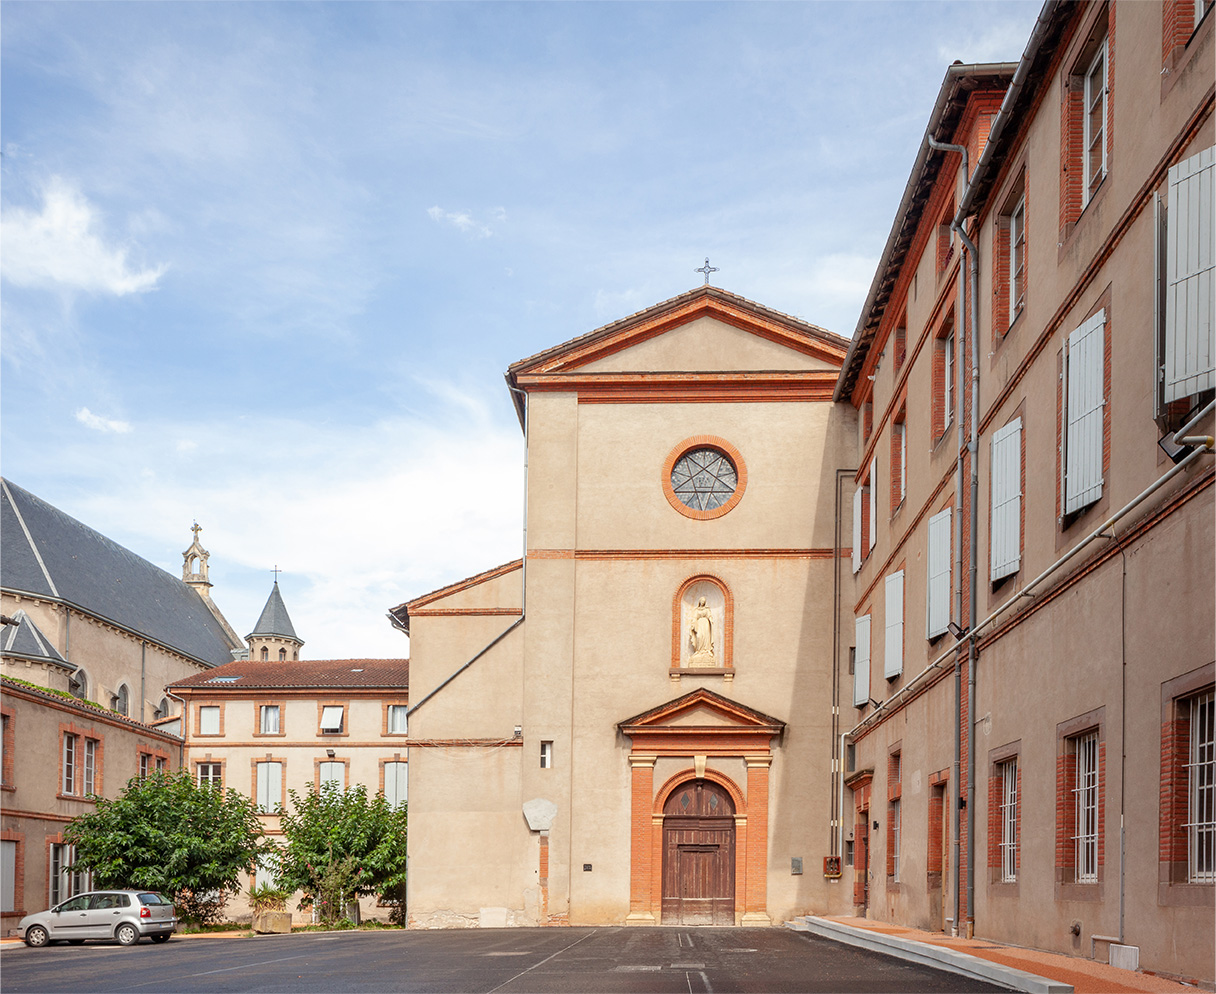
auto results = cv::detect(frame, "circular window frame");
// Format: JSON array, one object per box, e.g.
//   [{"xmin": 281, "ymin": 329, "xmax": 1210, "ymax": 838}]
[{"xmin": 662, "ymin": 436, "xmax": 747, "ymax": 520}]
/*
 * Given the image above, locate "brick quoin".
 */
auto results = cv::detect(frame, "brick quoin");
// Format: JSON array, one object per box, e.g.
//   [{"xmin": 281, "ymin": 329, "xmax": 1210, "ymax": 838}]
[
  {"xmin": 1162, "ymin": 0, "xmax": 1197, "ymax": 62},
  {"xmin": 1160, "ymin": 716, "xmax": 1192, "ymax": 864}
]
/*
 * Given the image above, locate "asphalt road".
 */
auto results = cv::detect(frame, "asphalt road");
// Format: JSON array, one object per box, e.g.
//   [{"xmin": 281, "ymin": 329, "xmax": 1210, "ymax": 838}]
[{"xmin": 0, "ymin": 926, "xmax": 1009, "ymax": 993}]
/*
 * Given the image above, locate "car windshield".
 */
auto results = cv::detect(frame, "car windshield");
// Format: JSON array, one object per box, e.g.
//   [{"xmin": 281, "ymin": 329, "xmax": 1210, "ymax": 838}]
[{"xmin": 137, "ymin": 893, "xmax": 169, "ymax": 905}]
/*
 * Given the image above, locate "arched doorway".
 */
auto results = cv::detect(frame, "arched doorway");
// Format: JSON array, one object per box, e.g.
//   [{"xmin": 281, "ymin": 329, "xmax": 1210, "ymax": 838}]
[{"xmin": 661, "ymin": 779, "xmax": 735, "ymax": 924}]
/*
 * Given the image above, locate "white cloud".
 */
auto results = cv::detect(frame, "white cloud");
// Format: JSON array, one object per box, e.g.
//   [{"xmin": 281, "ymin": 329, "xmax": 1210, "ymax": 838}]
[
  {"xmin": 75, "ymin": 407, "xmax": 133, "ymax": 434},
  {"xmin": 426, "ymin": 205, "xmax": 502, "ymax": 239},
  {"xmin": 1, "ymin": 178, "xmax": 167, "ymax": 295}
]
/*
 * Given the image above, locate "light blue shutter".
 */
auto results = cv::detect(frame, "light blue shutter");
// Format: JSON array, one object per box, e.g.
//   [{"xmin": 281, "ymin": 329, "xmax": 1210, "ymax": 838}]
[
  {"xmin": 868, "ymin": 457, "xmax": 878, "ymax": 552},
  {"xmin": 927, "ymin": 508, "xmax": 952, "ymax": 637},
  {"xmin": 386, "ymin": 762, "xmax": 408, "ymax": 809},
  {"xmin": 258, "ymin": 762, "xmax": 281, "ymax": 813},
  {"xmin": 1165, "ymin": 145, "xmax": 1215, "ymax": 402},
  {"xmin": 852, "ymin": 486, "xmax": 863, "ymax": 574},
  {"xmin": 1065, "ymin": 311, "xmax": 1105, "ymax": 514},
  {"xmin": 884, "ymin": 571, "xmax": 904, "ymax": 679},
  {"xmin": 853, "ymin": 615, "xmax": 871, "ymax": 707},
  {"xmin": 990, "ymin": 418, "xmax": 1023, "ymax": 581}
]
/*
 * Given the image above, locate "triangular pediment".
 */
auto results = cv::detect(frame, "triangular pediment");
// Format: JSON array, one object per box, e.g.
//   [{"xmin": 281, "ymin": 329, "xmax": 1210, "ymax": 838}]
[
  {"xmin": 619, "ymin": 688, "xmax": 784, "ymax": 734},
  {"xmin": 509, "ymin": 286, "xmax": 847, "ymax": 378}
]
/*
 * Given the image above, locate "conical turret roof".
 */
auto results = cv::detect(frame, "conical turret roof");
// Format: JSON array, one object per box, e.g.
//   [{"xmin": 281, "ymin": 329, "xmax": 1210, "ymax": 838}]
[{"xmin": 247, "ymin": 582, "xmax": 300, "ymax": 642}]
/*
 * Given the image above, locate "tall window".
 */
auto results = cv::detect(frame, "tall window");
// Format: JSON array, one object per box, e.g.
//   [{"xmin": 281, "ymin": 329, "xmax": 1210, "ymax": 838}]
[
  {"xmin": 388, "ymin": 705, "xmax": 408, "ymax": 735},
  {"xmin": 139, "ymin": 753, "xmax": 151, "ymax": 781},
  {"xmin": 990, "ymin": 418, "xmax": 1023, "ymax": 582},
  {"xmin": 198, "ymin": 706, "xmax": 221, "ymax": 735},
  {"xmin": 853, "ymin": 615, "xmax": 872, "ymax": 708},
  {"xmin": 255, "ymin": 761, "xmax": 282, "ymax": 813},
  {"xmin": 884, "ymin": 571, "xmax": 904, "ymax": 680},
  {"xmin": 1062, "ymin": 310, "xmax": 1106, "ymax": 515},
  {"xmin": 260, "ymin": 705, "xmax": 280, "ymax": 735},
  {"xmin": 198, "ymin": 763, "xmax": 222, "ymax": 789},
  {"xmin": 278, "ymin": 647, "xmax": 287, "ymax": 661},
  {"xmin": 114, "ymin": 685, "xmax": 129, "ymax": 717},
  {"xmin": 1000, "ymin": 758, "xmax": 1019, "ymax": 882},
  {"xmin": 1189, "ymin": 690, "xmax": 1215, "ymax": 883},
  {"xmin": 384, "ymin": 762, "xmax": 408, "ymax": 810},
  {"xmin": 1010, "ymin": 197, "xmax": 1026, "ymax": 321},
  {"xmin": 318, "ymin": 762, "xmax": 344, "ymax": 791},
  {"xmin": 1083, "ymin": 39, "xmax": 1108, "ymax": 205},
  {"xmin": 926, "ymin": 508, "xmax": 952, "ymax": 638},
  {"xmin": 1, "ymin": 714, "xmax": 10, "ymax": 787},
  {"xmin": 261, "ymin": 646, "xmax": 269, "ymax": 661},
  {"xmin": 889, "ymin": 752, "xmax": 902, "ymax": 882},
  {"xmin": 1074, "ymin": 732, "xmax": 1100, "ymax": 883},
  {"xmin": 540, "ymin": 741, "xmax": 553, "ymax": 769},
  {"xmin": 84, "ymin": 739, "xmax": 97, "ymax": 795},
  {"xmin": 49, "ymin": 844, "xmax": 90, "ymax": 905},
  {"xmin": 891, "ymin": 416, "xmax": 907, "ymax": 510},
  {"xmin": 62, "ymin": 733, "xmax": 78, "ymax": 794}
]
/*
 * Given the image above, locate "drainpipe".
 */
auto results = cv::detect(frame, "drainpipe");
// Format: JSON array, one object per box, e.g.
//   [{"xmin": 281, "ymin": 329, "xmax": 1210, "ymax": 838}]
[{"xmin": 927, "ymin": 133, "xmax": 969, "ymax": 937}]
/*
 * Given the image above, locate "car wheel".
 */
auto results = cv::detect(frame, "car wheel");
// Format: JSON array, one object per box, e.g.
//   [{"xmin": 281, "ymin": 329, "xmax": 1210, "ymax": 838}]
[
  {"xmin": 24, "ymin": 925, "xmax": 49, "ymax": 948},
  {"xmin": 115, "ymin": 923, "xmax": 140, "ymax": 946},
  {"xmin": 150, "ymin": 933, "xmax": 170, "ymax": 943}
]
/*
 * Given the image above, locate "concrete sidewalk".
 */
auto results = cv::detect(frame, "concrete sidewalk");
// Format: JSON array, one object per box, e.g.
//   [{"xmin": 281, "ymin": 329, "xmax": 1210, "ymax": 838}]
[{"xmin": 788, "ymin": 915, "xmax": 1206, "ymax": 994}]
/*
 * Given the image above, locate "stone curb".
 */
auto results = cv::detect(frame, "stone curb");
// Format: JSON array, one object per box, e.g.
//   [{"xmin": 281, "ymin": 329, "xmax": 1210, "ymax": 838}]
[{"xmin": 786, "ymin": 916, "xmax": 1074, "ymax": 994}]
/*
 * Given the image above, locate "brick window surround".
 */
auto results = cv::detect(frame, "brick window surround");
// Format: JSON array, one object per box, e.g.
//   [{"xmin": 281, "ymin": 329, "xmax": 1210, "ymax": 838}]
[
  {"xmin": 137, "ymin": 744, "xmax": 171, "ymax": 779},
  {"xmin": 194, "ymin": 703, "xmax": 225, "ymax": 737},
  {"xmin": 1059, "ymin": 9, "xmax": 1113, "ymax": 241},
  {"xmin": 1160, "ymin": 665, "xmax": 1216, "ymax": 905},
  {"xmin": 58, "ymin": 722, "xmax": 103, "ymax": 801},
  {"xmin": 251, "ymin": 757, "xmax": 287, "ymax": 814},
  {"xmin": 1, "ymin": 706, "xmax": 14, "ymax": 790},
  {"xmin": 931, "ymin": 315, "xmax": 956, "ymax": 445},
  {"xmin": 382, "ymin": 702, "xmax": 410, "ymax": 736},
  {"xmin": 993, "ymin": 177, "xmax": 1027, "ymax": 339},
  {"xmin": 254, "ymin": 702, "xmax": 287, "ymax": 737},
  {"xmin": 1056, "ymin": 708, "xmax": 1105, "ymax": 900},
  {"xmin": 195, "ymin": 756, "xmax": 225, "ymax": 789},
  {"xmin": 317, "ymin": 701, "xmax": 350, "ymax": 737},
  {"xmin": 890, "ymin": 405, "xmax": 907, "ymax": 514},
  {"xmin": 887, "ymin": 748, "xmax": 902, "ymax": 884},
  {"xmin": 1, "ymin": 830, "xmax": 25, "ymax": 918},
  {"xmin": 314, "ymin": 757, "xmax": 350, "ymax": 791}
]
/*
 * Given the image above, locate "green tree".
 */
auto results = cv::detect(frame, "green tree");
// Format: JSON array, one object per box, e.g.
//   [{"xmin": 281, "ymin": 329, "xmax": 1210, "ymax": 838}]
[
  {"xmin": 276, "ymin": 783, "xmax": 407, "ymax": 923},
  {"xmin": 64, "ymin": 769, "xmax": 273, "ymax": 924}
]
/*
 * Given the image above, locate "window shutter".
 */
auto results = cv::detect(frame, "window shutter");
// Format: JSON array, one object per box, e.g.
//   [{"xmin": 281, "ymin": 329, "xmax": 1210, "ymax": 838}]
[
  {"xmin": 990, "ymin": 418, "xmax": 1023, "ymax": 581},
  {"xmin": 884, "ymin": 571, "xmax": 904, "ymax": 679},
  {"xmin": 1165, "ymin": 145, "xmax": 1215, "ymax": 402},
  {"xmin": 1065, "ymin": 310, "xmax": 1105, "ymax": 514},
  {"xmin": 868, "ymin": 458, "xmax": 878, "ymax": 552},
  {"xmin": 926, "ymin": 508, "xmax": 952, "ymax": 637},
  {"xmin": 852, "ymin": 486, "xmax": 863, "ymax": 574},
  {"xmin": 853, "ymin": 615, "xmax": 871, "ymax": 707}
]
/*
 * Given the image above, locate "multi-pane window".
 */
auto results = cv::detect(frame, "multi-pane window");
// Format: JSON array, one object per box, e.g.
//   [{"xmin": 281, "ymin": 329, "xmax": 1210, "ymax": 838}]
[
  {"xmin": 999, "ymin": 758, "xmax": 1019, "ymax": 882},
  {"xmin": 198, "ymin": 706, "xmax": 220, "ymax": 735},
  {"xmin": 62, "ymin": 733, "xmax": 78, "ymax": 794},
  {"xmin": 943, "ymin": 333, "xmax": 955, "ymax": 425},
  {"xmin": 384, "ymin": 762, "xmax": 408, "ymax": 810},
  {"xmin": 198, "ymin": 763, "xmax": 222, "ymax": 789},
  {"xmin": 1010, "ymin": 197, "xmax": 1026, "ymax": 320},
  {"xmin": 156, "ymin": 756, "xmax": 167, "ymax": 773},
  {"xmin": 889, "ymin": 753, "xmax": 902, "ymax": 883},
  {"xmin": 139, "ymin": 753, "xmax": 151, "ymax": 781},
  {"xmin": 256, "ymin": 761, "xmax": 282, "ymax": 813},
  {"xmin": 49, "ymin": 844, "xmax": 90, "ymax": 905},
  {"xmin": 893, "ymin": 419, "xmax": 907, "ymax": 507},
  {"xmin": 388, "ymin": 705, "xmax": 408, "ymax": 735},
  {"xmin": 1188, "ymin": 690, "xmax": 1215, "ymax": 882},
  {"xmin": 1083, "ymin": 39, "xmax": 1108, "ymax": 205},
  {"xmin": 320, "ymin": 706, "xmax": 345, "ymax": 734},
  {"xmin": 318, "ymin": 762, "xmax": 344, "ymax": 791},
  {"xmin": 1063, "ymin": 311, "xmax": 1106, "ymax": 515},
  {"xmin": 114, "ymin": 685, "xmax": 129, "ymax": 717},
  {"xmin": 84, "ymin": 739, "xmax": 97, "ymax": 795},
  {"xmin": 540, "ymin": 741, "xmax": 553, "ymax": 769},
  {"xmin": 260, "ymin": 705, "xmax": 280, "ymax": 734},
  {"xmin": 1074, "ymin": 731, "xmax": 1100, "ymax": 883},
  {"xmin": 891, "ymin": 798, "xmax": 901, "ymax": 882}
]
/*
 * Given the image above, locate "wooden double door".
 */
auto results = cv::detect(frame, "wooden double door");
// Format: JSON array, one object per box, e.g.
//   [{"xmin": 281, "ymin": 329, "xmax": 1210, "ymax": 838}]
[{"xmin": 661, "ymin": 780, "xmax": 735, "ymax": 925}]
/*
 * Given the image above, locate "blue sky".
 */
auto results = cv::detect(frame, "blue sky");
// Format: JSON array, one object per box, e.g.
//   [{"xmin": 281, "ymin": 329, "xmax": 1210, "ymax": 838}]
[{"xmin": 1, "ymin": 1, "xmax": 1040, "ymax": 660}]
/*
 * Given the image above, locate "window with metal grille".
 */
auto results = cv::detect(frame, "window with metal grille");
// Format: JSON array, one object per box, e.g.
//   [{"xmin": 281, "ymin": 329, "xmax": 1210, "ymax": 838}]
[
  {"xmin": 1188, "ymin": 690, "xmax": 1215, "ymax": 882},
  {"xmin": 1000, "ymin": 758, "xmax": 1019, "ymax": 882},
  {"xmin": 1074, "ymin": 732, "xmax": 1099, "ymax": 883}
]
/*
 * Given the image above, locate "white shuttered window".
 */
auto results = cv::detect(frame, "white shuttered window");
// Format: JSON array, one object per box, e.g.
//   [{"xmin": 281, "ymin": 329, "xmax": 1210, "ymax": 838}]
[
  {"xmin": 1064, "ymin": 311, "xmax": 1106, "ymax": 515},
  {"xmin": 990, "ymin": 418, "xmax": 1023, "ymax": 581},
  {"xmin": 852, "ymin": 485, "xmax": 863, "ymax": 574},
  {"xmin": 853, "ymin": 615, "xmax": 871, "ymax": 707},
  {"xmin": 256, "ymin": 761, "xmax": 282, "ymax": 813},
  {"xmin": 385, "ymin": 762, "xmax": 408, "ymax": 810},
  {"xmin": 1164, "ymin": 145, "xmax": 1215, "ymax": 403},
  {"xmin": 884, "ymin": 571, "xmax": 904, "ymax": 679},
  {"xmin": 926, "ymin": 508, "xmax": 952, "ymax": 638}
]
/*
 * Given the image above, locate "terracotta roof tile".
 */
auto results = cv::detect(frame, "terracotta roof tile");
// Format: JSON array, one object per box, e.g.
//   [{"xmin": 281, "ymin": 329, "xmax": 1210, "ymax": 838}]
[{"xmin": 170, "ymin": 657, "xmax": 408, "ymax": 691}]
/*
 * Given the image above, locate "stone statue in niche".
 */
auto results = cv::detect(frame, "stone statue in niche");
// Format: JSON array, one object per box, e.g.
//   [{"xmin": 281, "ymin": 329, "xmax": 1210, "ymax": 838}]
[{"xmin": 688, "ymin": 597, "xmax": 716, "ymax": 665}]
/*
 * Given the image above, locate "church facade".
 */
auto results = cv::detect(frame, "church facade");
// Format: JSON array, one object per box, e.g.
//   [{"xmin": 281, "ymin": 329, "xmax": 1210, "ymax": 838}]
[{"xmin": 392, "ymin": 288, "xmax": 857, "ymax": 927}]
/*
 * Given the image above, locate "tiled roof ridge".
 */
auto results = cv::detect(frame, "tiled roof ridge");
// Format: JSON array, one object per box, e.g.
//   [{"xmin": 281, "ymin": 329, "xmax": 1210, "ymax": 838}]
[{"xmin": 508, "ymin": 285, "xmax": 847, "ymax": 373}]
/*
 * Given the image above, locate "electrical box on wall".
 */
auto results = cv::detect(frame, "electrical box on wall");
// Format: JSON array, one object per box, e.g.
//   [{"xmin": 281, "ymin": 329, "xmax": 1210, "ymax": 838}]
[{"xmin": 823, "ymin": 855, "xmax": 842, "ymax": 878}]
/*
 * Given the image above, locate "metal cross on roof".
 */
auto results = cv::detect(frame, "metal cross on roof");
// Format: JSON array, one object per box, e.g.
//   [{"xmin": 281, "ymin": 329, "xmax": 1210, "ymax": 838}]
[
  {"xmin": 272, "ymin": 565, "xmax": 281, "ymax": 582},
  {"xmin": 694, "ymin": 258, "xmax": 719, "ymax": 285}
]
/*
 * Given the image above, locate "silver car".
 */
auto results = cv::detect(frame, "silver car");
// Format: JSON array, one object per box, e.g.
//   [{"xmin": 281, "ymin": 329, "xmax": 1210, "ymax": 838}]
[{"xmin": 19, "ymin": 890, "xmax": 177, "ymax": 947}]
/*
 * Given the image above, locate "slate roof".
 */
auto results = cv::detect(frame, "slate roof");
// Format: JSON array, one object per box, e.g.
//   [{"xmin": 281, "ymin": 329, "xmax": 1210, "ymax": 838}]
[
  {"xmin": 169, "ymin": 657, "xmax": 409, "ymax": 691},
  {"xmin": 1, "ymin": 610, "xmax": 70, "ymax": 668},
  {"xmin": 248, "ymin": 582, "xmax": 300, "ymax": 641},
  {"xmin": 1, "ymin": 479, "xmax": 243, "ymax": 667}
]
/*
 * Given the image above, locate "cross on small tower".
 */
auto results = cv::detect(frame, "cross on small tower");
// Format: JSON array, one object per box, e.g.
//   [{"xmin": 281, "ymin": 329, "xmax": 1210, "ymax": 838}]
[
  {"xmin": 272, "ymin": 565, "xmax": 281, "ymax": 583},
  {"xmin": 694, "ymin": 257, "xmax": 719, "ymax": 285},
  {"xmin": 191, "ymin": 521, "xmax": 201, "ymax": 540}
]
